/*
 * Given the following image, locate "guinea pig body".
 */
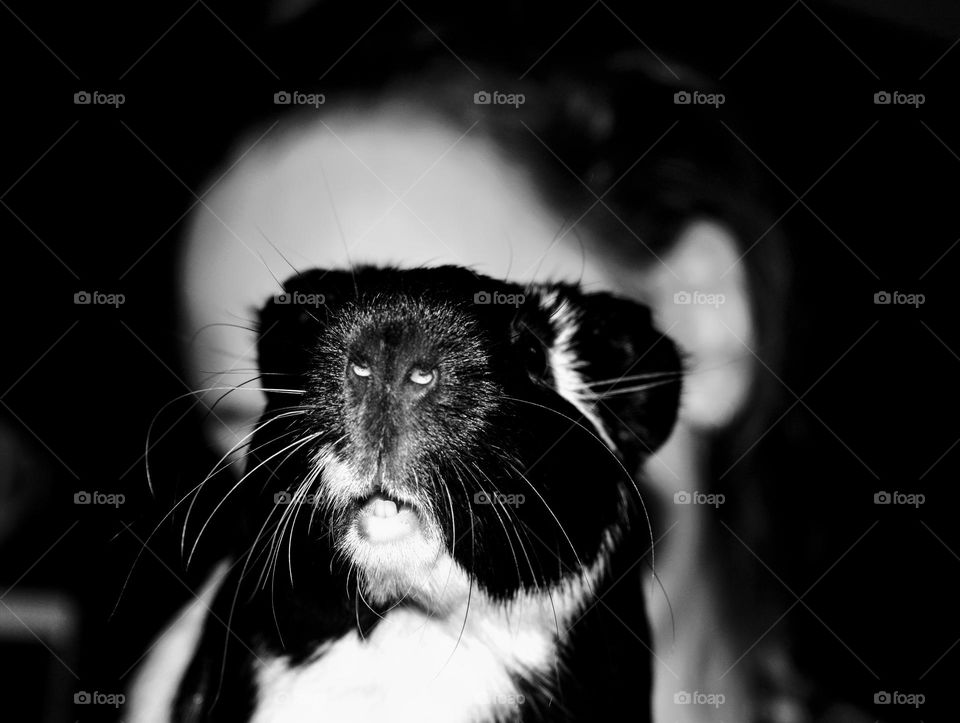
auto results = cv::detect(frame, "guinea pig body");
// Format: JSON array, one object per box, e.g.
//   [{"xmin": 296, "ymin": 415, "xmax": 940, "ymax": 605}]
[{"xmin": 151, "ymin": 265, "xmax": 680, "ymax": 722}]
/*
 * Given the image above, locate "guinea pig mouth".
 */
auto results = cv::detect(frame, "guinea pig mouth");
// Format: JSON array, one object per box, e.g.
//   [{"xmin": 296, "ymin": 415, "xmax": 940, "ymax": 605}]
[{"xmin": 353, "ymin": 489, "xmax": 422, "ymax": 544}]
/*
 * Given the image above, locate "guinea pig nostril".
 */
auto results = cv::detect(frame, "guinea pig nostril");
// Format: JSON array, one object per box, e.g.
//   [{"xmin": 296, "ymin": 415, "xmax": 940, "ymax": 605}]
[
  {"xmin": 351, "ymin": 363, "xmax": 372, "ymax": 378},
  {"xmin": 409, "ymin": 367, "xmax": 436, "ymax": 386}
]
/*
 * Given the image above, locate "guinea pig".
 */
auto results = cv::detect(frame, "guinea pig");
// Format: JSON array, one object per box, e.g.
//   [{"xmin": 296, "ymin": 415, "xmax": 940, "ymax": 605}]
[{"xmin": 156, "ymin": 264, "xmax": 681, "ymax": 722}]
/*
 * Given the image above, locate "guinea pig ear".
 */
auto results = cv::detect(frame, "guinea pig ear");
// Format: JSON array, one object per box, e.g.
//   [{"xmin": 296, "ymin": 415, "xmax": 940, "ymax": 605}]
[{"xmin": 564, "ymin": 291, "xmax": 684, "ymax": 457}]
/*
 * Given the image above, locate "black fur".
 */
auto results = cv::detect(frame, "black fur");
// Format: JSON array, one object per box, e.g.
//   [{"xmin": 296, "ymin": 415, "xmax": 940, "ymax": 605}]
[{"xmin": 174, "ymin": 265, "xmax": 680, "ymax": 721}]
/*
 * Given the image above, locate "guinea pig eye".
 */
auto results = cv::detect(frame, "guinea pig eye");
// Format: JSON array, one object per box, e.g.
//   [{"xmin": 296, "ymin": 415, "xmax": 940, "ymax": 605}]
[
  {"xmin": 409, "ymin": 367, "xmax": 436, "ymax": 385},
  {"xmin": 351, "ymin": 363, "xmax": 371, "ymax": 378},
  {"xmin": 525, "ymin": 340, "xmax": 549, "ymax": 378}
]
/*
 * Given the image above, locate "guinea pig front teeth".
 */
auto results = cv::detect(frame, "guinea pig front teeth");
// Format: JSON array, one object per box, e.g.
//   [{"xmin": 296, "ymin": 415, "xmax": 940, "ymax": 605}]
[{"xmin": 371, "ymin": 498, "xmax": 399, "ymax": 518}]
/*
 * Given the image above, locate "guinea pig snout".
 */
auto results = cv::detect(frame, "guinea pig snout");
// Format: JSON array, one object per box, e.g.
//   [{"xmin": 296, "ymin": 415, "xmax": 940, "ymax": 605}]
[{"xmin": 342, "ymin": 322, "xmax": 439, "ymax": 461}]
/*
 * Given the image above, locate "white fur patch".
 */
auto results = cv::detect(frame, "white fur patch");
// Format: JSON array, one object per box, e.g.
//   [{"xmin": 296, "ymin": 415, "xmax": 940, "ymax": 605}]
[
  {"xmin": 537, "ymin": 290, "xmax": 617, "ymax": 450},
  {"xmin": 251, "ymin": 545, "xmax": 610, "ymax": 723}
]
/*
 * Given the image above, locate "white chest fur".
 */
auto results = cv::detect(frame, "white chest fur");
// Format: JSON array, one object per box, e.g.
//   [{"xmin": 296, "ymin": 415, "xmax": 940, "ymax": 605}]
[
  {"xmin": 249, "ymin": 533, "xmax": 614, "ymax": 723},
  {"xmin": 128, "ymin": 537, "xmax": 610, "ymax": 723},
  {"xmin": 251, "ymin": 602, "xmax": 549, "ymax": 723}
]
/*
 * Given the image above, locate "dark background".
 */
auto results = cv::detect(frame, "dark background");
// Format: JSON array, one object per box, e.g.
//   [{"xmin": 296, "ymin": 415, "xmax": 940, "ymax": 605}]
[{"xmin": 0, "ymin": 1, "xmax": 957, "ymax": 721}]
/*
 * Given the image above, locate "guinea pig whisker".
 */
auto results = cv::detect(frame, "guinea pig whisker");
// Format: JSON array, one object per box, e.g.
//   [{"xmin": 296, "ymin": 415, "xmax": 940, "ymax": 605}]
[
  {"xmin": 188, "ymin": 431, "xmax": 322, "ymax": 568},
  {"xmin": 580, "ymin": 377, "xmax": 682, "ymax": 399},
  {"xmin": 355, "ymin": 575, "xmax": 365, "ymax": 639},
  {"xmin": 190, "ymin": 320, "xmax": 260, "ymax": 342},
  {"xmin": 262, "ymin": 438, "xmax": 328, "ymax": 595},
  {"xmin": 465, "ymin": 457, "xmax": 530, "ymax": 594},
  {"xmin": 343, "ymin": 562, "xmax": 354, "ymax": 611},
  {"xmin": 156, "ymin": 413, "xmax": 304, "ymax": 562},
  {"xmin": 181, "ymin": 410, "xmax": 309, "ymax": 556},
  {"xmin": 197, "ymin": 406, "xmax": 309, "ymax": 488},
  {"xmin": 307, "ymin": 434, "xmax": 349, "ymax": 536},
  {"xmin": 580, "ymin": 370, "xmax": 684, "ymax": 387},
  {"xmin": 356, "ymin": 572, "xmax": 382, "ymax": 618},
  {"xmin": 436, "ymin": 469, "xmax": 459, "ymax": 596},
  {"xmin": 413, "ymin": 463, "xmax": 471, "ymax": 621},
  {"xmin": 283, "ymin": 455, "xmax": 326, "ymax": 589},
  {"xmin": 240, "ymin": 515, "xmax": 285, "ymax": 594},
  {"xmin": 121, "ymin": 413, "xmax": 306, "ymax": 613},
  {"xmin": 277, "ymin": 469, "xmax": 314, "ymax": 589},
  {"xmin": 511, "ymin": 511, "xmax": 547, "ymax": 595},
  {"xmin": 265, "ymin": 436, "xmax": 349, "ymax": 599},
  {"xmin": 437, "ymin": 559, "xmax": 475, "ymax": 679},
  {"xmin": 211, "ymin": 514, "xmax": 284, "ymax": 703},
  {"xmin": 221, "ymin": 515, "xmax": 288, "ymax": 690},
  {"xmin": 501, "ymin": 454, "xmax": 584, "ymax": 575},
  {"xmin": 180, "ymin": 429, "xmax": 296, "ymax": 564},
  {"xmin": 505, "ymin": 506, "xmax": 541, "ymax": 596},
  {"xmin": 499, "ymin": 394, "xmax": 656, "ymax": 582},
  {"xmin": 455, "ymin": 457, "xmax": 524, "ymax": 594},
  {"xmin": 142, "ymin": 385, "xmax": 302, "ymax": 497},
  {"xmin": 204, "ymin": 368, "xmax": 299, "ymax": 375},
  {"xmin": 203, "ymin": 377, "xmax": 307, "ymax": 422},
  {"xmin": 473, "ymin": 441, "xmax": 547, "ymax": 590}
]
